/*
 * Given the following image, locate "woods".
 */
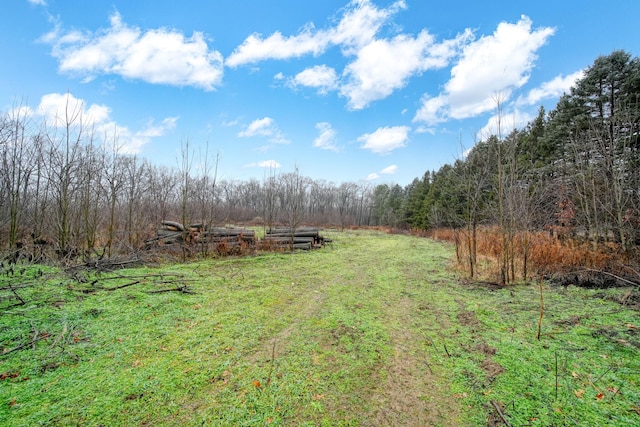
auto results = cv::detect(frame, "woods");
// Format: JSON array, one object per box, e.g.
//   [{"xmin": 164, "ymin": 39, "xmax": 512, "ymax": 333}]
[{"xmin": 1, "ymin": 50, "xmax": 640, "ymax": 285}]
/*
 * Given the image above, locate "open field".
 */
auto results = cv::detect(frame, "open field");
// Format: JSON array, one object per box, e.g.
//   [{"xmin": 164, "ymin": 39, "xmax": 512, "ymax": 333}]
[{"xmin": 1, "ymin": 229, "xmax": 639, "ymax": 426}]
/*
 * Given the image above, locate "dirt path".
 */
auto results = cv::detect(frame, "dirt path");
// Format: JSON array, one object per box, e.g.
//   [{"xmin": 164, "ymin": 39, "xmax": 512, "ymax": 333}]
[
  {"xmin": 365, "ymin": 296, "xmax": 462, "ymax": 426},
  {"xmin": 234, "ymin": 235, "xmax": 466, "ymax": 425}
]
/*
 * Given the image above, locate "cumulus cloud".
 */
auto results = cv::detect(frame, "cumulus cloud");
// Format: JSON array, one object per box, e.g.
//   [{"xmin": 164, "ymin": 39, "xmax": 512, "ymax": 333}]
[
  {"xmin": 414, "ymin": 15, "xmax": 555, "ymax": 125},
  {"xmin": 312, "ymin": 122, "xmax": 339, "ymax": 151},
  {"xmin": 35, "ymin": 92, "xmax": 177, "ymax": 153},
  {"xmin": 341, "ymin": 29, "xmax": 472, "ymax": 109},
  {"xmin": 366, "ymin": 173, "xmax": 380, "ymax": 181},
  {"xmin": 41, "ymin": 12, "xmax": 224, "ymax": 90},
  {"xmin": 290, "ymin": 65, "xmax": 338, "ymax": 94},
  {"xmin": 226, "ymin": 0, "xmax": 405, "ymax": 67},
  {"xmin": 228, "ymin": 0, "xmax": 473, "ymax": 109},
  {"xmin": 358, "ymin": 125, "xmax": 410, "ymax": 154},
  {"xmin": 238, "ymin": 117, "xmax": 289, "ymax": 145},
  {"xmin": 519, "ymin": 70, "xmax": 584, "ymax": 106},
  {"xmin": 225, "ymin": 25, "xmax": 326, "ymax": 67},
  {"xmin": 37, "ymin": 92, "xmax": 111, "ymax": 125}
]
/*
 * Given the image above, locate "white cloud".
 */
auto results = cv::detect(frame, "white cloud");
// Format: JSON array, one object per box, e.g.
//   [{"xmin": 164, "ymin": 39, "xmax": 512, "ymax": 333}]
[
  {"xmin": 37, "ymin": 92, "xmax": 111, "ymax": 125},
  {"xmin": 136, "ymin": 117, "xmax": 179, "ymax": 138},
  {"xmin": 381, "ymin": 164, "xmax": 398, "ymax": 174},
  {"xmin": 358, "ymin": 125, "xmax": 410, "ymax": 154},
  {"xmin": 365, "ymin": 164, "xmax": 397, "ymax": 181},
  {"xmin": 244, "ymin": 160, "xmax": 281, "ymax": 169},
  {"xmin": 35, "ymin": 92, "xmax": 176, "ymax": 154},
  {"xmin": 414, "ymin": 15, "xmax": 555, "ymax": 125},
  {"xmin": 238, "ymin": 117, "xmax": 289, "ymax": 145},
  {"xmin": 341, "ymin": 29, "xmax": 472, "ymax": 110},
  {"xmin": 238, "ymin": 117, "xmax": 275, "ymax": 137},
  {"xmin": 226, "ymin": 0, "xmax": 405, "ymax": 67},
  {"xmin": 228, "ymin": 0, "xmax": 479, "ymax": 109},
  {"xmin": 291, "ymin": 65, "xmax": 338, "ymax": 94},
  {"xmin": 27, "ymin": 0, "xmax": 47, "ymax": 5},
  {"xmin": 226, "ymin": 25, "xmax": 326, "ymax": 67},
  {"xmin": 41, "ymin": 12, "xmax": 223, "ymax": 90},
  {"xmin": 519, "ymin": 70, "xmax": 584, "ymax": 106},
  {"xmin": 477, "ymin": 108, "xmax": 534, "ymax": 140},
  {"xmin": 414, "ymin": 125, "xmax": 436, "ymax": 135},
  {"xmin": 328, "ymin": 0, "xmax": 407, "ymax": 55},
  {"xmin": 259, "ymin": 160, "xmax": 281, "ymax": 169},
  {"xmin": 221, "ymin": 117, "xmax": 240, "ymax": 127},
  {"xmin": 312, "ymin": 122, "xmax": 339, "ymax": 151}
]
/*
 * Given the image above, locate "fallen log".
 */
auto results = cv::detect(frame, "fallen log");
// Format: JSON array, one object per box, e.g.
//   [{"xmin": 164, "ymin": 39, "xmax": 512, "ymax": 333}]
[
  {"xmin": 156, "ymin": 230, "xmax": 183, "ymax": 239},
  {"xmin": 262, "ymin": 236, "xmax": 315, "ymax": 244},
  {"xmin": 161, "ymin": 220, "xmax": 185, "ymax": 231},
  {"xmin": 268, "ymin": 226, "xmax": 318, "ymax": 232},
  {"xmin": 266, "ymin": 231, "xmax": 319, "ymax": 238},
  {"xmin": 292, "ymin": 242, "xmax": 312, "ymax": 250},
  {"xmin": 205, "ymin": 228, "xmax": 256, "ymax": 237}
]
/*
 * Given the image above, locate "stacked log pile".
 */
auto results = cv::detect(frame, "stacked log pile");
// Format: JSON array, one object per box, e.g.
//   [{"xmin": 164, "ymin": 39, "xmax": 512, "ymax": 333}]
[
  {"xmin": 146, "ymin": 221, "xmax": 255, "ymax": 254},
  {"xmin": 260, "ymin": 227, "xmax": 326, "ymax": 251},
  {"xmin": 146, "ymin": 222, "xmax": 328, "ymax": 254},
  {"xmin": 146, "ymin": 220, "xmax": 186, "ymax": 245}
]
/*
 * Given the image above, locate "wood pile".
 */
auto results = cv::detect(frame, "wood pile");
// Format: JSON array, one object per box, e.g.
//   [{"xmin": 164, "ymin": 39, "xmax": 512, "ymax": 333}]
[
  {"xmin": 146, "ymin": 221, "xmax": 255, "ymax": 252},
  {"xmin": 146, "ymin": 222, "xmax": 328, "ymax": 254},
  {"xmin": 260, "ymin": 227, "xmax": 327, "ymax": 251}
]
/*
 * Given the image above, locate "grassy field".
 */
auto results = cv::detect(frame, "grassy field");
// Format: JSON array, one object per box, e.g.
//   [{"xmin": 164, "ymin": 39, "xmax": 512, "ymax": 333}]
[{"xmin": 1, "ymin": 229, "xmax": 639, "ymax": 426}]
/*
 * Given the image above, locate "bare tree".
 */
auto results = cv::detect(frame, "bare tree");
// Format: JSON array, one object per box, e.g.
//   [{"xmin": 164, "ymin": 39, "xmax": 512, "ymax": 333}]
[
  {"xmin": 262, "ymin": 166, "xmax": 278, "ymax": 232},
  {"xmin": 280, "ymin": 166, "xmax": 307, "ymax": 248},
  {"xmin": 43, "ymin": 94, "xmax": 86, "ymax": 258},
  {"xmin": 0, "ymin": 102, "xmax": 37, "ymax": 250},
  {"xmin": 78, "ymin": 132, "xmax": 103, "ymax": 256}
]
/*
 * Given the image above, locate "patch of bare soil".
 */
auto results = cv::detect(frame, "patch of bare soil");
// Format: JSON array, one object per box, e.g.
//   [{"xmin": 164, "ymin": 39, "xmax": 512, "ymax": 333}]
[
  {"xmin": 481, "ymin": 358, "xmax": 504, "ymax": 383},
  {"xmin": 365, "ymin": 297, "xmax": 462, "ymax": 426},
  {"xmin": 474, "ymin": 342, "xmax": 496, "ymax": 356},
  {"xmin": 457, "ymin": 309, "xmax": 480, "ymax": 328}
]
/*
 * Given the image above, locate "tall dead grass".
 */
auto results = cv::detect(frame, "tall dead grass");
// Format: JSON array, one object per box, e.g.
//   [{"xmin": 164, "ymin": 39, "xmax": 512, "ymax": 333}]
[{"xmin": 422, "ymin": 227, "xmax": 625, "ymax": 282}]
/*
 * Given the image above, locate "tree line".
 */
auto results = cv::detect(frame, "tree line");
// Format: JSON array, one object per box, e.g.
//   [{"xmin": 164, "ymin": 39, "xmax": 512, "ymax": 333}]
[{"xmin": 371, "ymin": 50, "xmax": 640, "ymax": 282}]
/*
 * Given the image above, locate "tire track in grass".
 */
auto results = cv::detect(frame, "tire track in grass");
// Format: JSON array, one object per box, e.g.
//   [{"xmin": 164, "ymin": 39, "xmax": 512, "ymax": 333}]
[
  {"xmin": 334, "ymin": 232, "xmax": 463, "ymax": 426},
  {"xmin": 366, "ymin": 294, "xmax": 462, "ymax": 426}
]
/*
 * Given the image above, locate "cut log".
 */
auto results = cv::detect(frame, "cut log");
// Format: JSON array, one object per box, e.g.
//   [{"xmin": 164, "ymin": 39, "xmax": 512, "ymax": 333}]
[
  {"xmin": 205, "ymin": 228, "xmax": 256, "ymax": 238},
  {"xmin": 267, "ymin": 227, "xmax": 319, "ymax": 235},
  {"xmin": 266, "ymin": 231, "xmax": 319, "ymax": 238},
  {"xmin": 161, "ymin": 220, "xmax": 185, "ymax": 231},
  {"xmin": 292, "ymin": 242, "xmax": 312, "ymax": 250}
]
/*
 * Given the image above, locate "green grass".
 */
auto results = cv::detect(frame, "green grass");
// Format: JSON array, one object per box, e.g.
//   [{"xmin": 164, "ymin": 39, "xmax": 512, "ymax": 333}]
[{"xmin": 0, "ymin": 229, "xmax": 639, "ymax": 426}]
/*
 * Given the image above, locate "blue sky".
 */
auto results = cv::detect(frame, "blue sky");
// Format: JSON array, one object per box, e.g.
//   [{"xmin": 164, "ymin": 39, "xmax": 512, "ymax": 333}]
[{"xmin": 3, "ymin": 0, "xmax": 639, "ymax": 185}]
